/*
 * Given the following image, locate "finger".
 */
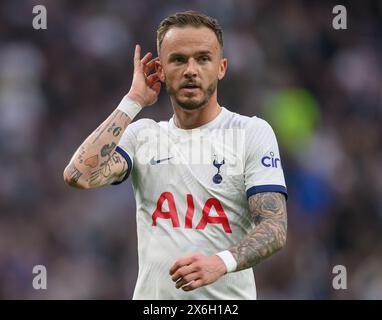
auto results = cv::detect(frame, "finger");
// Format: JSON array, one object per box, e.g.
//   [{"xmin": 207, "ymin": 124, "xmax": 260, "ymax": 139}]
[
  {"xmin": 141, "ymin": 52, "xmax": 153, "ymax": 66},
  {"xmin": 169, "ymin": 256, "xmax": 195, "ymax": 275},
  {"xmin": 133, "ymin": 44, "xmax": 141, "ymax": 69},
  {"xmin": 182, "ymin": 279, "xmax": 204, "ymax": 291},
  {"xmin": 171, "ymin": 264, "xmax": 197, "ymax": 282},
  {"xmin": 147, "ymin": 73, "xmax": 159, "ymax": 86},
  {"xmin": 144, "ymin": 57, "xmax": 159, "ymax": 75},
  {"xmin": 175, "ymin": 272, "xmax": 200, "ymax": 289}
]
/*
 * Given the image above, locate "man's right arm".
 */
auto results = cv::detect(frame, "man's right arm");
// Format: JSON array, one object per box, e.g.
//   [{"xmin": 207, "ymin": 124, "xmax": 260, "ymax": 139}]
[
  {"xmin": 63, "ymin": 44, "xmax": 161, "ymax": 189},
  {"xmin": 63, "ymin": 108, "xmax": 132, "ymax": 189}
]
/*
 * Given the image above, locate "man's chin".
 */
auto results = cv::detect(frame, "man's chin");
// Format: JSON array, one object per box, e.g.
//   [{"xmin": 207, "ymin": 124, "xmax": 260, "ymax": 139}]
[{"xmin": 176, "ymin": 98, "xmax": 207, "ymax": 110}]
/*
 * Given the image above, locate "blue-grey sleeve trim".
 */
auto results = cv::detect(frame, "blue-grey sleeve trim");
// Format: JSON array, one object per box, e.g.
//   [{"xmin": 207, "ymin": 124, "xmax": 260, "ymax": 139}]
[
  {"xmin": 246, "ymin": 184, "xmax": 288, "ymax": 200},
  {"xmin": 111, "ymin": 146, "xmax": 133, "ymax": 185}
]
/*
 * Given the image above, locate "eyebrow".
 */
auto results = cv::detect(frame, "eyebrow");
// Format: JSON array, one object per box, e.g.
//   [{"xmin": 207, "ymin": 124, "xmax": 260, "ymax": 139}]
[{"xmin": 168, "ymin": 50, "xmax": 213, "ymax": 58}]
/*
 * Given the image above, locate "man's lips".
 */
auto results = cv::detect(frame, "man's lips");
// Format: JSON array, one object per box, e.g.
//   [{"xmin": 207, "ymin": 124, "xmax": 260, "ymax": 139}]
[
  {"xmin": 181, "ymin": 87, "xmax": 200, "ymax": 94},
  {"xmin": 180, "ymin": 85, "xmax": 200, "ymax": 90},
  {"xmin": 181, "ymin": 82, "xmax": 200, "ymax": 88}
]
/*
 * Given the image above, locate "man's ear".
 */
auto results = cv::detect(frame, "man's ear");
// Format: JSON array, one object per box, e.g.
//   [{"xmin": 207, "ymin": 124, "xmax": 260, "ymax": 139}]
[
  {"xmin": 218, "ymin": 58, "xmax": 228, "ymax": 80},
  {"xmin": 155, "ymin": 59, "xmax": 165, "ymax": 82}
]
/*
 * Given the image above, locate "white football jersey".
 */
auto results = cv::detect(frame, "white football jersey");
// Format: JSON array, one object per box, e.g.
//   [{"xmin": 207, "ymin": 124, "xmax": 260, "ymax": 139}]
[{"xmin": 114, "ymin": 107, "xmax": 287, "ymax": 300}]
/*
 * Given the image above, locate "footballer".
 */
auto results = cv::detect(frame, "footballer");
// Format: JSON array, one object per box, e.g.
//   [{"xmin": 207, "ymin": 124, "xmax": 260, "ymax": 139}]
[{"xmin": 64, "ymin": 11, "xmax": 288, "ymax": 299}]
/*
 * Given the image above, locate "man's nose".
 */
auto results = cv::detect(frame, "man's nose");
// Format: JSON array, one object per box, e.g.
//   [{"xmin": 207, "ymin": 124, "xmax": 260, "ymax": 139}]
[{"xmin": 183, "ymin": 58, "xmax": 198, "ymax": 78}]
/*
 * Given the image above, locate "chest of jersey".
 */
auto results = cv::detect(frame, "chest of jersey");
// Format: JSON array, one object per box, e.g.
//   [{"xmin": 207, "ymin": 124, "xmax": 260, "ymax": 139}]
[
  {"xmin": 131, "ymin": 127, "xmax": 249, "ymax": 233},
  {"xmin": 133, "ymin": 127, "xmax": 245, "ymax": 190}
]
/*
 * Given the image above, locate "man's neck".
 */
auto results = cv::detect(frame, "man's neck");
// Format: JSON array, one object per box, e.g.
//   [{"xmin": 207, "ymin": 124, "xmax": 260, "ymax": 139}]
[{"xmin": 172, "ymin": 99, "xmax": 222, "ymax": 130}]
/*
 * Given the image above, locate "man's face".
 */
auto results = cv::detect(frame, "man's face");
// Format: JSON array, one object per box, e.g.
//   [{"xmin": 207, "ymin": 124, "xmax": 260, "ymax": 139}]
[{"xmin": 156, "ymin": 26, "xmax": 227, "ymax": 110}]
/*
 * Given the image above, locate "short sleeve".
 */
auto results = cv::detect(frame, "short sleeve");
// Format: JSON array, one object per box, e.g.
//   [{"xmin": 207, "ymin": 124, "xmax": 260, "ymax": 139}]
[{"xmin": 244, "ymin": 117, "xmax": 288, "ymax": 199}]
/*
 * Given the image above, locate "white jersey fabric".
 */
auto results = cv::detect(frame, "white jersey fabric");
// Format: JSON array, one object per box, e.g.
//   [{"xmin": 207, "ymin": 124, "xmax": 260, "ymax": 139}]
[{"xmin": 114, "ymin": 106, "xmax": 287, "ymax": 300}]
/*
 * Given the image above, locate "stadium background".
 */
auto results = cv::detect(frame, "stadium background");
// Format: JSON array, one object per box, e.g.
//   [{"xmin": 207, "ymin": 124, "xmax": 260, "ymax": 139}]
[{"xmin": 0, "ymin": 0, "xmax": 381, "ymax": 299}]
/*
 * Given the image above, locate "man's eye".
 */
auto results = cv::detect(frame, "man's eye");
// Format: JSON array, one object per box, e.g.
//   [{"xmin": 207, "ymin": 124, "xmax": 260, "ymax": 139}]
[
  {"xmin": 198, "ymin": 56, "xmax": 210, "ymax": 62},
  {"xmin": 174, "ymin": 57, "xmax": 185, "ymax": 63}
]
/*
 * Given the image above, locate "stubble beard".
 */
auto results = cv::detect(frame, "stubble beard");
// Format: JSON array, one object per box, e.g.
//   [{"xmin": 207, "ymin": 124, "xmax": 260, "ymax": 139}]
[{"xmin": 166, "ymin": 80, "xmax": 217, "ymax": 111}]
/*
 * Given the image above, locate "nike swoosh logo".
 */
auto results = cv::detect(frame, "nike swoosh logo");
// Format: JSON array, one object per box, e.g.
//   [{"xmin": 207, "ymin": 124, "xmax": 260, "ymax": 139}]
[{"xmin": 150, "ymin": 156, "xmax": 173, "ymax": 165}]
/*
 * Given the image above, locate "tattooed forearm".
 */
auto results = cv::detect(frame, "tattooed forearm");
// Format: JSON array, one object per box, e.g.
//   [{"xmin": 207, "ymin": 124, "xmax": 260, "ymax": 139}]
[
  {"xmin": 229, "ymin": 192, "xmax": 287, "ymax": 271},
  {"xmin": 88, "ymin": 151, "xmax": 126, "ymax": 186},
  {"xmin": 64, "ymin": 109, "xmax": 131, "ymax": 188},
  {"xmin": 91, "ymin": 110, "xmax": 126, "ymax": 144}
]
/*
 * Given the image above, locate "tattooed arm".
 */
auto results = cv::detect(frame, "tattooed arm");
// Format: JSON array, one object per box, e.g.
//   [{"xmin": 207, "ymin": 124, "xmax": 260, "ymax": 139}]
[
  {"xmin": 229, "ymin": 192, "xmax": 287, "ymax": 271},
  {"xmin": 63, "ymin": 44, "xmax": 161, "ymax": 189},
  {"xmin": 63, "ymin": 110, "xmax": 132, "ymax": 189}
]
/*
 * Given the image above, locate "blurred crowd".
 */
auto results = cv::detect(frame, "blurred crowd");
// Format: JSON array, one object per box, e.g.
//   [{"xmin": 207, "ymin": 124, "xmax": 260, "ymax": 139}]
[{"xmin": 0, "ymin": 0, "xmax": 381, "ymax": 299}]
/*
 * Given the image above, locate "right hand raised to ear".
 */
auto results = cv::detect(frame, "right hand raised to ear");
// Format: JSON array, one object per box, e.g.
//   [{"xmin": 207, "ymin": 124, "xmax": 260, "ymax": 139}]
[{"xmin": 126, "ymin": 44, "xmax": 161, "ymax": 107}]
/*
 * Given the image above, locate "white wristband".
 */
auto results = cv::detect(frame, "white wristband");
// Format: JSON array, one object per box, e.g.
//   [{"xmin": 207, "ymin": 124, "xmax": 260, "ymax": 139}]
[
  {"xmin": 116, "ymin": 96, "xmax": 142, "ymax": 120},
  {"xmin": 216, "ymin": 250, "xmax": 237, "ymax": 273}
]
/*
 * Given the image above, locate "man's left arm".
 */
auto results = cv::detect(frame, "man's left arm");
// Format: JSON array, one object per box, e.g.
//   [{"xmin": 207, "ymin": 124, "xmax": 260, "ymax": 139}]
[
  {"xmin": 170, "ymin": 191, "xmax": 287, "ymax": 291},
  {"xmin": 228, "ymin": 192, "xmax": 287, "ymax": 271}
]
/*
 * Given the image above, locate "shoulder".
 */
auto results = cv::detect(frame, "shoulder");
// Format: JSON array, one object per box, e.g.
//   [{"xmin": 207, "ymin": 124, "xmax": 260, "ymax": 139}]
[
  {"xmin": 246, "ymin": 116, "xmax": 274, "ymax": 135},
  {"xmin": 125, "ymin": 118, "xmax": 167, "ymax": 134},
  {"xmin": 223, "ymin": 108, "xmax": 273, "ymax": 133}
]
